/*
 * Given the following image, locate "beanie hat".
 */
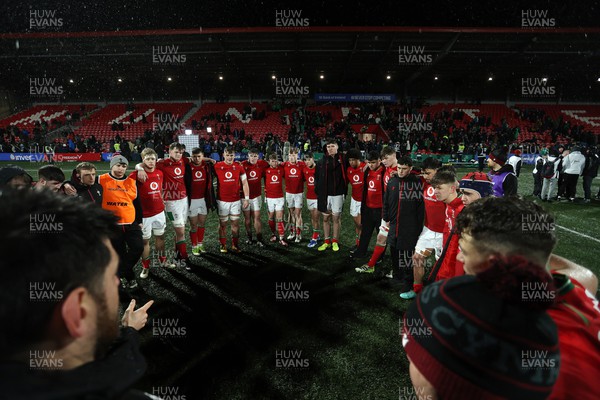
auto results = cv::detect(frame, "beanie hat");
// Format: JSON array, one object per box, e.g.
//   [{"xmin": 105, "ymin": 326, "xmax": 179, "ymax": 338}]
[
  {"xmin": 460, "ymin": 172, "xmax": 493, "ymax": 198},
  {"xmin": 488, "ymin": 147, "xmax": 507, "ymax": 165},
  {"xmin": 110, "ymin": 155, "xmax": 129, "ymax": 169},
  {"xmin": 0, "ymin": 165, "xmax": 33, "ymax": 187},
  {"xmin": 402, "ymin": 255, "xmax": 559, "ymax": 400},
  {"xmin": 540, "ymin": 148, "xmax": 549, "ymax": 156},
  {"xmin": 513, "ymin": 149, "xmax": 521, "ymax": 157}
]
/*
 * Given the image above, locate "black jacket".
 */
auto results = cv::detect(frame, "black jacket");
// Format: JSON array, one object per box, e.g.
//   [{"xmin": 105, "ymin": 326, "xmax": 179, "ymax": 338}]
[
  {"xmin": 66, "ymin": 169, "xmax": 103, "ymax": 205},
  {"xmin": 583, "ymin": 154, "xmax": 599, "ymax": 178},
  {"xmin": 382, "ymin": 174, "xmax": 424, "ymax": 251},
  {"xmin": 314, "ymin": 153, "xmax": 348, "ymax": 212},
  {"xmin": 0, "ymin": 328, "xmax": 153, "ymax": 400}
]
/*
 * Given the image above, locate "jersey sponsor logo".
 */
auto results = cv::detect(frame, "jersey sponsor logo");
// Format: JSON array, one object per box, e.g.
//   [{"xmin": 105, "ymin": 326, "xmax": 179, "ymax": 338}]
[
  {"xmin": 195, "ymin": 170, "xmax": 203, "ymax": 179},
  {"xmin": 271, "ymin": 175, "xmax": 279, "ymax": 182},
  {"xmin": 225, "ymin": 171, "xmax": 233, "ymax": 179},
  {"xmin": 290, "ymin": 168, "xmax": 297, "ymax": 175},
  {"xmin": 353, "ymin": 174, "xmax": 360, "ymax": 182},
  {"xmin": 174, "ymin": 167, "xmax": 182, "ymax": 176},
  {"xmin": 426, "ymin": 186, "xmax": 435, "ymax": 198},
  {"xmin": 250, "ymin": 170, "xmax": 257, "ymax": 178},
  {"xmin": 150, "ymin": 181, "xmax": 159, "ymax": 191},
  {"xmin": 369, "ymin": 180, "xmax": 375, "ymax": 188},
  {"xmin": 308, "ymin": 176, "xmax": 314, "ymax": 184}
]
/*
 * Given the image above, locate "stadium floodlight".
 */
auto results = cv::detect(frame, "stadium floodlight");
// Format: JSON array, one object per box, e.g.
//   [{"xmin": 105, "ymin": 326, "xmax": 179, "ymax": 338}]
[
  {"xmin": 185, "ymin": 129, "xmax": 192, "ymax": 135},
  {"xmin": 386, "ymin": 75, "xmax": 391, "ymax": 80},
  {"xmin": 272, "ymin": 75, "xmax": 276, "ymax": 80}
]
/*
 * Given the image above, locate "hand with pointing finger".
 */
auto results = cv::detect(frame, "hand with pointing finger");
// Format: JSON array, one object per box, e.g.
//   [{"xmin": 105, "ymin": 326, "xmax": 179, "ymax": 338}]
[{"xmin": 121, "ymin": 299, "xmax": 154, "ymax": 331}]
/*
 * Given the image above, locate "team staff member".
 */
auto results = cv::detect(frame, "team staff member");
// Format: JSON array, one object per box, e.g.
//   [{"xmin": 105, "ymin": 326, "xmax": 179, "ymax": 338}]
[
  {"xmin": 315, "ymin": 139, "xmax": 348, "ymax": 252},
  {"xmin": 99, "ymin": 155, "xmax": 143, "ymax": 290}
]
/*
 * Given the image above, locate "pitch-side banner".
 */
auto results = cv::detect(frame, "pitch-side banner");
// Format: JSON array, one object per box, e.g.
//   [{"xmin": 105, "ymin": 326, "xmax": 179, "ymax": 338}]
[
  {"xmin": 0, "ymin": 153, "xmax": 101, "ymax": 162},
  {"xmin": 314, "ymin": 93, "xmax": 396, "ymax": 102}
]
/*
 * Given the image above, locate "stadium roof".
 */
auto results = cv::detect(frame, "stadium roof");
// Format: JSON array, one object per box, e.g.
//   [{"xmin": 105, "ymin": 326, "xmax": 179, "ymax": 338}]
[{"xmin": 1, "ymin": 1, "xmax": 599, "ymax": 102}]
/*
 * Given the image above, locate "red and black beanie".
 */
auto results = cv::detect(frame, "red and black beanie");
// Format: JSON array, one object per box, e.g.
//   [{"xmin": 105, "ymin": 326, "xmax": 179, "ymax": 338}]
[
  {"xmin": 402, "ymin": 255, "xmax": 559, "ymax": 400},
  {"xmin": 488, "ymin": 147, "xmax": 508, "ymax": 165}
]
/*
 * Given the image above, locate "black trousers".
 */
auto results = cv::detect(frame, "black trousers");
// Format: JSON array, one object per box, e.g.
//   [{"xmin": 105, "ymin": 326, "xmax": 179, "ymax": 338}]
[
  {"xmin": 111, "ymin": 223, "xmax": 143, "ymax": 281},
  {"xmin": 557, "ymin": 172, "xmax": 566, "ymax": 197},
  {"xmin": 391, "ymin": 246, "xmax": 414, "ymax": 293},
  {"xmin": 583, "ymin": 176, "xmax": 594, "ymax": 200},
  {"xmin": 564, "ymin": 173, "xmax": 579, "ymax": 199},
  {"xmin": 533, "ymin": 172, "xmax": 543, "ymax": 196},
  {"xmin": 355, "ymin": 206, "xmax": 381, "ymax": 257}
]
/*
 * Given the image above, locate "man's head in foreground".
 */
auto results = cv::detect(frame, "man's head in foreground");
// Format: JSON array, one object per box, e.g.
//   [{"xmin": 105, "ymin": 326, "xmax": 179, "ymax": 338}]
[{"xmin": 0, "ymin": 188, "xmax": 122, "ymax": 369}]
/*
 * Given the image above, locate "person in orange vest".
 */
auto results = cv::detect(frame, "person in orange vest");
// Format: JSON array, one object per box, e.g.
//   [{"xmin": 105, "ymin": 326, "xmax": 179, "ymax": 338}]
[{"xmin": 99, "ymin": 155, "xmax": 143, "ymax": 292}]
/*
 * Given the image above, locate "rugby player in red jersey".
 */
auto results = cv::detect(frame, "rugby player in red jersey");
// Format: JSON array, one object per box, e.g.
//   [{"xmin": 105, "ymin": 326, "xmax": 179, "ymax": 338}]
[
  {"xmin": 346, "ymin": 149, "xmax": 365, "ymax": 251},
  {"xmin": 282, "ymin": 148, "xmax": 305, "ymax": 243},
  {"xmin": 213, "ymin": 147, "xmax": 250, "ymax": 253},
  {"xmin": 400, "ymin": 157, "xmax": 445, "ymax": 299},
  {"xmin": 135, "ymin": 143, "xmax": 192, "ymax": 269},
  {"xmin": 264, "ymin": 153, "xmax": 288, "ymax": 247},
  {"xmin": 241, "ymin": 148, "xmax": 269, "ymax": 246},
  {"xmin": 302, "ymin": 152, "xmax": 321, "ymax": 248},
  {"xmin": 129, "ymin": 148, "xmax": 173, "ymax": 276},
  {"xmin": 452, "ymin": 197, "xmax": 600, "ymax": 400},
  {"xmin": 187, "ymin": 148, "xmax": 216, "ymax": 255}
]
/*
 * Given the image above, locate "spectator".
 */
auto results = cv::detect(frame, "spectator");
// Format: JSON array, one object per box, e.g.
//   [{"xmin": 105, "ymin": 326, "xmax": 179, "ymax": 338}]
[
  {"xmin": 540, "ymin": 149, "xmax": 559, "ymax": 202},
  {"xmin": 562, "ymin": 146, "xmax": 586, "ymax": 201},
  {"xmin": 582, "ymin": 147, "xmax": 599, "ymax": 203}
]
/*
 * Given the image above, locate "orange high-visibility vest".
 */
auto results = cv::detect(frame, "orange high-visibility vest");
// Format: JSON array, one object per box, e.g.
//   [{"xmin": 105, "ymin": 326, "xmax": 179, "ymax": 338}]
[{"xmin": 98, "ymin": 174, "xmax": 137, "ymax": 225}]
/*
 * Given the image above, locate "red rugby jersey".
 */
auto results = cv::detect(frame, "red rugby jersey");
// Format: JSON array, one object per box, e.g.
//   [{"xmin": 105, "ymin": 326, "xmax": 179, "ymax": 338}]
[
  {"xmin": 189, "ymin": 161, "xmax": 210, "ymax": 200},
  {"xmin": 264, "ymin": 166, "xmax": 285, "ymax": 199},
  {"xmin": 129, "ymin": 169, "xmax": 164, "ymax": 217},
  {"xmin": 242, "ymin": 159, "xmax": 268, "ymax": 199},
  {"xmin": 283, "ymin": 161, "xmax": 305, "ymax": 194},
  {"xmin": 547, "ymin": 274, "xmax": 600, "ymax": 400},
  {"xmin": 423, "ymin": 180, "xmax": 446, "ymax": 233},
  {"xmin": 303, "ymin": 165, "xmax": 317, "ymax": 200},
  {"xmin": 366, "ymin": 167, "xmax": 384, "ymax": 209},
  {"xmin": 156, "ymin": 157, "xmax": 188, "ymax": 201},
  {"xmin": 214, "ymin": 161, "xmax": 246, "ymax": 202},
  {"xmin": 347, "ymin": 162, "xmax": 366, "ymax": 201}
]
